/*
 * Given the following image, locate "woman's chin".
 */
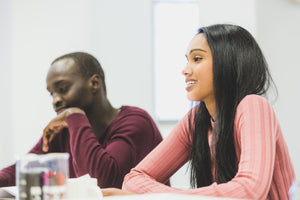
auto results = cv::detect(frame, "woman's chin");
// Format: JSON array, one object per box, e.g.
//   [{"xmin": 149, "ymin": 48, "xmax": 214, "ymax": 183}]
[{"xmin": 187, "ymin": 94, "xmax": 199, "ymax": 102}]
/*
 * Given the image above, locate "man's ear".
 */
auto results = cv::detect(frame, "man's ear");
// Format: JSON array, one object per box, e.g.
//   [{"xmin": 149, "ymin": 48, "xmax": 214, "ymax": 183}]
[{"xmin": 89, "ymin": 74, "xmax": 101, "ymax": 94}]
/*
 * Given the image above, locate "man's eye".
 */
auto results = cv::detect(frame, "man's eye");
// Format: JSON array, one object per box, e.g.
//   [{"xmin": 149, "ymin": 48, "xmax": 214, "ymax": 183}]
[
  {"xmin": 59, "ymin": 87, "xmax": 67, "ymax": 93},
  {"xmin": 194, "ymin": 56, "xmax": 203, "ymax": 62}
]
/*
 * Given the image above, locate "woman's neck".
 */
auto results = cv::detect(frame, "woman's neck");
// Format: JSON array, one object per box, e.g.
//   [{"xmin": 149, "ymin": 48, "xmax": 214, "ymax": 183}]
[{"xmin": 205, "ymin": 100, "xmax": 215, "ymax": 121}]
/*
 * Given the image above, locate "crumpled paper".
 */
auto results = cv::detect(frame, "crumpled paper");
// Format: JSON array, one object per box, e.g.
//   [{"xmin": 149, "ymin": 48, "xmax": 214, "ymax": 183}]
[{"xmin": 65, "ymin": 174, "xmax": 103, "ymax": 200}]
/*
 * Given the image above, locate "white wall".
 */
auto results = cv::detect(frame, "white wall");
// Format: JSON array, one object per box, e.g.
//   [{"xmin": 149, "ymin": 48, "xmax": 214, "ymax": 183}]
[
  {"xmin": 0, "ymin": 0, "xmax": 299, "ymax": 189},
  {"xmin": 256, "ymin": 0, "xmax": 300, "ymax": 181},
  {"xmin": 88, "ymin": 0, "xmax": 154, "ymax": 112},
  {"xmin": 9, "ymin": 0, "xmax": 95, "ymax": 161},
  {"xmin": 0, "ymin": 0, "xmax": 13, "ymax": 166}
]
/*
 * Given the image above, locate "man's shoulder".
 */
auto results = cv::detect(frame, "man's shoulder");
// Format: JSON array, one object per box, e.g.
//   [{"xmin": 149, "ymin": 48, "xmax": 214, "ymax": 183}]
[
  {"xmin": 116, "ymin": 106, "xmax": 159, "ymax": 130},
  {"xmin": 114, "ymin": 106, "xmax": 161, "ymax": 140},
  {"xmin": 119, "ymin": 106, "xmax": 152, "ymax": 118}
]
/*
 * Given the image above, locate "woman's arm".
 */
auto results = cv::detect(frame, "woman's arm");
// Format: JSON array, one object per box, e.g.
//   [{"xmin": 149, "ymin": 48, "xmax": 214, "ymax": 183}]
[
  {"xmin": 122, "ymin": 95, "xmax": 284, "ymax": 199},
  {"xmin": 122, "ymin": 112, "xmax": 192, "ymax": 192}
]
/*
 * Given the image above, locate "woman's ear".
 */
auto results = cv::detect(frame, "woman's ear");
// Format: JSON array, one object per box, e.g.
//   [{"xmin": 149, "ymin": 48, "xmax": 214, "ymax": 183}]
[{"xmin": 89, "ymin": 74, "xmax": 101, "ymax": 94}]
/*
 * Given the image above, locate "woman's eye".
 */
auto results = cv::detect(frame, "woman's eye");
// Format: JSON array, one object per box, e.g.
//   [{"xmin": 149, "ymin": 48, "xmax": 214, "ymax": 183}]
[{"xmin": 194, "ymin": 56, "xmax": 203, "ymax": 62}]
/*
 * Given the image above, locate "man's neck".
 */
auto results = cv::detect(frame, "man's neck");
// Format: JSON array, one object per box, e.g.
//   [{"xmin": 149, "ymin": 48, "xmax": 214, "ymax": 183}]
[{"xmin": 86, "ymin": 101, "xmax": 120, "ymax": 140}]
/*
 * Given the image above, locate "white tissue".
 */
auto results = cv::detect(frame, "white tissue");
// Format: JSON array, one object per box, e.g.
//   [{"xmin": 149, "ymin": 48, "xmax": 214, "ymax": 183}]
[{"xmin": 65, "ymin": 174, "xmax": 103, "ymax": 200}]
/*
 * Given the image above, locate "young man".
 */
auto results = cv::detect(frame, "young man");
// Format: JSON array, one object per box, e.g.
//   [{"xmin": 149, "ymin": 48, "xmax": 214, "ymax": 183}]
[{"xmin": 0, "ymin": 52, "xmax": 164, "ymax": 188}]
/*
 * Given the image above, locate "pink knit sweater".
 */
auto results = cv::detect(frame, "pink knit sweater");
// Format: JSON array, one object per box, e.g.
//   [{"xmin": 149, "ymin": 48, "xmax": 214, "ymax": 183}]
[{"xmin": 122, "ymin": 95, "xmax": 295, "ymax": 199}]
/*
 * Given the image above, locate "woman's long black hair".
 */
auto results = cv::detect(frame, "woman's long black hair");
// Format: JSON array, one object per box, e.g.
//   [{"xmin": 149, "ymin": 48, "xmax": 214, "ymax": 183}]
[{"xmin": 189, "ymin": 24, "xmax": 276, "ymax": 187}]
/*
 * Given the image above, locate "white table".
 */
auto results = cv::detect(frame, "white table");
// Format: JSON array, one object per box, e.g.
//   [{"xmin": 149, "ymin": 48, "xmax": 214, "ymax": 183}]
[
  {"xmin": 0, "ymin": 187, "xmax": 241, "ymax": 200},
  {"xmin": 104, "ymin": 193, "xmax": 241, "ymax": 200}
]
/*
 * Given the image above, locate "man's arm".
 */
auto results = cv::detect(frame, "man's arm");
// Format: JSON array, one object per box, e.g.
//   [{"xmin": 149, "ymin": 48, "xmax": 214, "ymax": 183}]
[{"xmin": 65, "ymin": 111, "xmax": 162, "ymax": 188}]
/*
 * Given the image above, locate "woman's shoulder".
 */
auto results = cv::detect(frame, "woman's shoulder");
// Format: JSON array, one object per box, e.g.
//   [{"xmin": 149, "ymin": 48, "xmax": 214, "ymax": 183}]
[
  {"xmin": 236, "ymin": 94, "xmax": 275, "ymax": 118},
  {"xmin": 239, "ymin": 94, "xmax": 270, "ymax": 106}
]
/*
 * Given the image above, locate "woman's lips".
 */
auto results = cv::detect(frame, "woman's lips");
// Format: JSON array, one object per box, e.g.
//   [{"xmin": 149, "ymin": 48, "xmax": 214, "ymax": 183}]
[{"xmin": 185, "ymin": 80, "xmax": 196, "ymax": 91}]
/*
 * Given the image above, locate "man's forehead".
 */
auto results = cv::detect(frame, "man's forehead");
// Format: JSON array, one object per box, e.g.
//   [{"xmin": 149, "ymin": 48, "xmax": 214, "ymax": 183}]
[
  {"xmin": 51, "ymin": 58, "xmax": 76, "ymax": 70},
  {"xmin": 47, "ymin": 58, "xmax": 82, "ymax": 82},
  {"xmin": 49, "ymin": 59, "xmax": 83, "ymax": 78}
]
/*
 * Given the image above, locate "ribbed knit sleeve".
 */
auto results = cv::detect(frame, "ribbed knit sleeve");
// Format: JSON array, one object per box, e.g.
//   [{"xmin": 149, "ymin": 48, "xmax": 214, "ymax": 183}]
[{"xmin": 122, "ymin": 95, "xmax": 295, "ymax": 200}]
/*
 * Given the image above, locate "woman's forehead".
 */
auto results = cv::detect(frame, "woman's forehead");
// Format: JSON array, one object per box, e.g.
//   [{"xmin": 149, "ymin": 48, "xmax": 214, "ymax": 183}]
[
  {"xmin": 190, "ymin": 34, "xmax": 207, "ymax": 47},
  {"xmin": 186, "ymin": 34, "xmax": 210, "ymax": 54}
]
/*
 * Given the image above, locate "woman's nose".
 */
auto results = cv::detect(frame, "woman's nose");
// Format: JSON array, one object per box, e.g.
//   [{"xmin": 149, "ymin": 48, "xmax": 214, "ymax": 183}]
[{"xmin": 182, "ymin": 64, "xmax": 192, "ymax": 76}]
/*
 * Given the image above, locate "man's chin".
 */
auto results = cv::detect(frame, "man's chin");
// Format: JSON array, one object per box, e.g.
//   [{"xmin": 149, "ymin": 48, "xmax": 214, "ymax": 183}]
[{"xmin": 56, "ymin": 108, "xmax": 66, "ymax": 115}]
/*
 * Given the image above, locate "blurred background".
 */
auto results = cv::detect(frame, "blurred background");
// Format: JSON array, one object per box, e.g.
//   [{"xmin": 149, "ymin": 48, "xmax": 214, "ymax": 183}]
[{"xmin": 0, "ymin": 0, "xmax": 299, "ymax": 189}]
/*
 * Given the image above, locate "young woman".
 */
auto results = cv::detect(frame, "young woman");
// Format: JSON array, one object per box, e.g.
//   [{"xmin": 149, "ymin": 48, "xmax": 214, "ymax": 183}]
[{"xmin": 102, "ymin": 24, "xmax": 295, "ymax": 199}]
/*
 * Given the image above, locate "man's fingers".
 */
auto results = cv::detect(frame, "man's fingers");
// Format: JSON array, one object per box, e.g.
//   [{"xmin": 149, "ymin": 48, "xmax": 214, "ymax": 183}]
[
  {"xmin": 48, "ymin": 132, "xmax": 56, "ymax": 143},
  {"xmin": 42, "ymin": 135, "xmax": 49, "ymax": 152},
  {"xmin": 42, "ymin": 118, "xmax": 69, "ymax": 152},
  {"xmin": 42, "ymin": 129, "xmax": 50, "ymax": 152},
  {"xmin": 42, "ymin": 144, "xmax": 49, "ymax": 152}
]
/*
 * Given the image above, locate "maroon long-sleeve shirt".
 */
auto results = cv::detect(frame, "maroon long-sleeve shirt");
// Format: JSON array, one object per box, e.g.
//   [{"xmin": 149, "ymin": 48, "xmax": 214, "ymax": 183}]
[{"xmin": 0, "ymin": 106, "xmax": 164, "ymax": 188}]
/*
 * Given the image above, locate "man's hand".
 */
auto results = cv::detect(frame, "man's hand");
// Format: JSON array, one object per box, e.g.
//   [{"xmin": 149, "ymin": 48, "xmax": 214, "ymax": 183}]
[
  {"xmin": 43, "ymin": 107, "xmax": 85, "ymax": 152},
  {"xmin": 101, "ymin": 188, "xmax": 135, "ymax": 196}
]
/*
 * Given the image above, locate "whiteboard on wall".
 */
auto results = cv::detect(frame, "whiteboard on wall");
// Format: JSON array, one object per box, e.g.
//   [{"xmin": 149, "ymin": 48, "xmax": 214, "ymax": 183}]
[
  {"xmin": 153, "ymin": 1, "xmax": 199, "ymax": 121},
  {"xmin": 153, "ymin": 0, "xmax": 256, "ymax": 121}
]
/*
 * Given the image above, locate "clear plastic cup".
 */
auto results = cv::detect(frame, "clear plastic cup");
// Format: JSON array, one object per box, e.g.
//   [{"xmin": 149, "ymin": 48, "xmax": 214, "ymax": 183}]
[
  {"xmin": 16, "ymin": 153, "xmax": 69, "ymax": 200},
  {"xmin": 289, "ymin": 180, "xmax": 300, "ymax": 200}
]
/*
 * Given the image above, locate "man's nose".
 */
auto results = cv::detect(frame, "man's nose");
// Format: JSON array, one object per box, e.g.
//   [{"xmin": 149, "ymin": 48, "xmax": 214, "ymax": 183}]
[{"xmin": 52, "ymin": 93, "xmax": 62, "ymax": 108}]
